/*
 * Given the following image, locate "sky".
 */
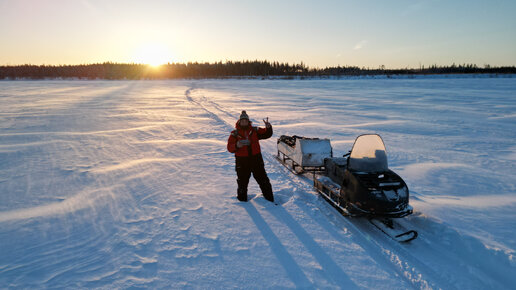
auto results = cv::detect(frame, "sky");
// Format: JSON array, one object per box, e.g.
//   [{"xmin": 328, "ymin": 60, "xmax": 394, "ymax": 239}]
[{"xmin": 1, "ymin": 0, "xmax": 515, "ymax": 68}]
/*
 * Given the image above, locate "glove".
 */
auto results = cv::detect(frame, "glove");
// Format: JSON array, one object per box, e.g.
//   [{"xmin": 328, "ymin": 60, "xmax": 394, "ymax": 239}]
[
  {"xmin": 263, "ymin": 117, "xmax": 271, "ymax": 128},
  {"xmin": 237, "ymin": 139, "xmax": 251, "ymax": 148}
]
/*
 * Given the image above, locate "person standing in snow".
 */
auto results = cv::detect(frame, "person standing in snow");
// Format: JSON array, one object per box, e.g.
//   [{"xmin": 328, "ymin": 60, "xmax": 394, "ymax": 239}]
[{"xmin": 227, "ymin": 110, "xmax": 274, "ymax": 202}]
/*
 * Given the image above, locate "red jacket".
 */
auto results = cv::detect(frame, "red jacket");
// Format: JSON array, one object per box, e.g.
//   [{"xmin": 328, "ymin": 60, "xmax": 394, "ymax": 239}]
[{"xmin": 227, "ymin": 121, "xmax": 273, "ymax": 157}]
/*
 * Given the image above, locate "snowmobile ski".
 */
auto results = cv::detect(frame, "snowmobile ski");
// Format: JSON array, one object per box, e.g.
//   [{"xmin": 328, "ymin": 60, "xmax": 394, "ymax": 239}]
[{"xmin": 368, "ymin": 218, "xmax": 418, "ymax": 243}]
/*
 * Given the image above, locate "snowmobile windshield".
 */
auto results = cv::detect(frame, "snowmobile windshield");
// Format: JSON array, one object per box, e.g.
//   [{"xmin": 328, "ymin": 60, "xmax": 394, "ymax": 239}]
[{"xmin": 348, "ymin": 134, "xmax": 388, "ymax": 172}]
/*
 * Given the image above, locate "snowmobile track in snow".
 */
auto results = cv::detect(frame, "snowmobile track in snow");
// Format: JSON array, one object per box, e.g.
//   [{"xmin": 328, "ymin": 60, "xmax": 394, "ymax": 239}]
[{"xmin": 184, "ymin": 88, "xmax": 235, "ymax": 132}]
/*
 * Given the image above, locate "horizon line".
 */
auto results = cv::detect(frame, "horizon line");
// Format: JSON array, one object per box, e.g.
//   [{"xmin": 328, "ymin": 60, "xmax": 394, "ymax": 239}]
[{"xmin": 1, "ymin": 60, "xmax": 515, "ymax": 70}]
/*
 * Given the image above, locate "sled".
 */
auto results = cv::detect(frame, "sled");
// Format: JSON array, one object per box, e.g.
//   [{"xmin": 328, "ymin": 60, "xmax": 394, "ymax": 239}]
[{"xmin": 276, "ymin": 135, "xmax": 332, "ymax": 174}]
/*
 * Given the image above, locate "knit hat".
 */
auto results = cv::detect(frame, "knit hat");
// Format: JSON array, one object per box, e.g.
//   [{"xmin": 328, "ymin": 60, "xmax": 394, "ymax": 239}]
[{"xmin": 239, "ymin": 110, "xmax": 249, "ymax": 120}]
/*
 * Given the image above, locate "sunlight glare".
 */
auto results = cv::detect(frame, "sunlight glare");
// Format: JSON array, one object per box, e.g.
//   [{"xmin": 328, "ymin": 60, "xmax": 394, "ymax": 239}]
[{"xmin": 133, "ymin": 43, "xmax": 171, "ymax": 67}]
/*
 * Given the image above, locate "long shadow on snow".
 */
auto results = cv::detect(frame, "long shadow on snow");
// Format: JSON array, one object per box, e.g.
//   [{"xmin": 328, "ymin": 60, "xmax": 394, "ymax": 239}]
[
  {"xmin": 243, "ymin": 203, "xmax": 312, "ymax": 288},
  {"xmin": 267, "ymin": 205, "xmax": 359, "ymax": 289},
  {"xmin": 245, "ymin": 202, "xmax": 358, "ymax": 289},
  {"xmin": 292, "ymin": 196, "xmax": 431, "ymax": 289}
]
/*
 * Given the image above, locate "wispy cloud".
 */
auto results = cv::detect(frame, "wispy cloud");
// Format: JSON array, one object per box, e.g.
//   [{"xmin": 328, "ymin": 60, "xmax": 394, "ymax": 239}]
[{"xmin": 354, "ymin": 40, "xmax": 367, "ymax": 50}]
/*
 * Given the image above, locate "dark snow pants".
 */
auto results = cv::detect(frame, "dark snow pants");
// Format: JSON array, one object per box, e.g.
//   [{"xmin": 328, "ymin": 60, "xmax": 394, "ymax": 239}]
[{"xmin": 235, "ymin": 153, "xmax": 274, "ymax": 202}]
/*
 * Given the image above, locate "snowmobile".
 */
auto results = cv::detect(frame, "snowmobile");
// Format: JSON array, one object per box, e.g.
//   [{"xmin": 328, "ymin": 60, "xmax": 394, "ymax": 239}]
[{"xmin": 277, "ymin": 134, "xmax": 417, "ymax": 242}]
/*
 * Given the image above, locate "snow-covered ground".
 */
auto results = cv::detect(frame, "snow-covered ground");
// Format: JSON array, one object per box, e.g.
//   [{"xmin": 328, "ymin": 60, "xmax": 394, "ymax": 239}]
[{"xmin": 0, "ymin": 78, "xmax": 515, "ymax": 289}]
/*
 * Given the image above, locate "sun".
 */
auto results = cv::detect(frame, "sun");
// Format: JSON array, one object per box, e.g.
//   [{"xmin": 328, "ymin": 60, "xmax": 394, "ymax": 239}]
[{"xmin": 133, "ymin": 43, "xmax": 172, "ymax": 67}]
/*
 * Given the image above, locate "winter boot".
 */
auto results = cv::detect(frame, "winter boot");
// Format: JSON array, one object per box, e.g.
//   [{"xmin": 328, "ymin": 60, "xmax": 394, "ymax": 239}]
[
  {"xmin": 260, "ymin": 182, "xmax": 274, "ymax": 203},
  {"xmin": 237, "ymin": 186, "xmax": 248, "ymax": 202}
]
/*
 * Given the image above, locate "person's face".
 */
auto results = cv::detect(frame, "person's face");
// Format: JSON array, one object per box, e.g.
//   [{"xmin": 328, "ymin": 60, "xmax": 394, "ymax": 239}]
[{"xmin": 240, "ymin": 119, "xmax": 249, "ymax": 127}]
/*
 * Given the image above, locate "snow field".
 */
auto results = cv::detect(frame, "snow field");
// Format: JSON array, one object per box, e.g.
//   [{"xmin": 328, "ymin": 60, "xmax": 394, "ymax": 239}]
[{"xmin": 0, "ymin": 78, "xmax": 515, "ymax": 288}]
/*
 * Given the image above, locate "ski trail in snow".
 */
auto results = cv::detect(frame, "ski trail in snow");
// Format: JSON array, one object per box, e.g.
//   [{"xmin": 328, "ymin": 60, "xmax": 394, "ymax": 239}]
[{"xmin": 184, "ymin": 88, "xmax": 235, "ymax": 131}]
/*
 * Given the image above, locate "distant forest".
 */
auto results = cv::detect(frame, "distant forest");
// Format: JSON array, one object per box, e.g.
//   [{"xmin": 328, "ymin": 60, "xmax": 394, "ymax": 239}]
[{"xmin": 1, "ymin": 61, "xmax": 515, "ymax": 80}]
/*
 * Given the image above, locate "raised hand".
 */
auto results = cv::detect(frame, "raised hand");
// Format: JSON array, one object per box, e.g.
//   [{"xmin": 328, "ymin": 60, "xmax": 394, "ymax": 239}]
[{"xmin": 263, "ymin": 117, "xmax": 271, "ymax": 128}]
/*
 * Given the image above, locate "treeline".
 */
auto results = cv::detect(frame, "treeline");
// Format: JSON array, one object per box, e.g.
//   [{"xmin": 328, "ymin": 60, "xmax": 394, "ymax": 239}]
[{"xmin": 1, "ymin": 61, "xmax": 515, "ymax": 80}]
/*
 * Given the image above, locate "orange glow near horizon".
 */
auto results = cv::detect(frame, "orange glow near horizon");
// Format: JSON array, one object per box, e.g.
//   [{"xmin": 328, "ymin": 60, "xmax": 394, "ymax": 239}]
[
  {"xmin": 132, "ymin": 43, "xmax": 172, "ymax": 67},
  {"xmin": 0, "ymin": 1, "xmax": 514, "ymax": 68}
]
